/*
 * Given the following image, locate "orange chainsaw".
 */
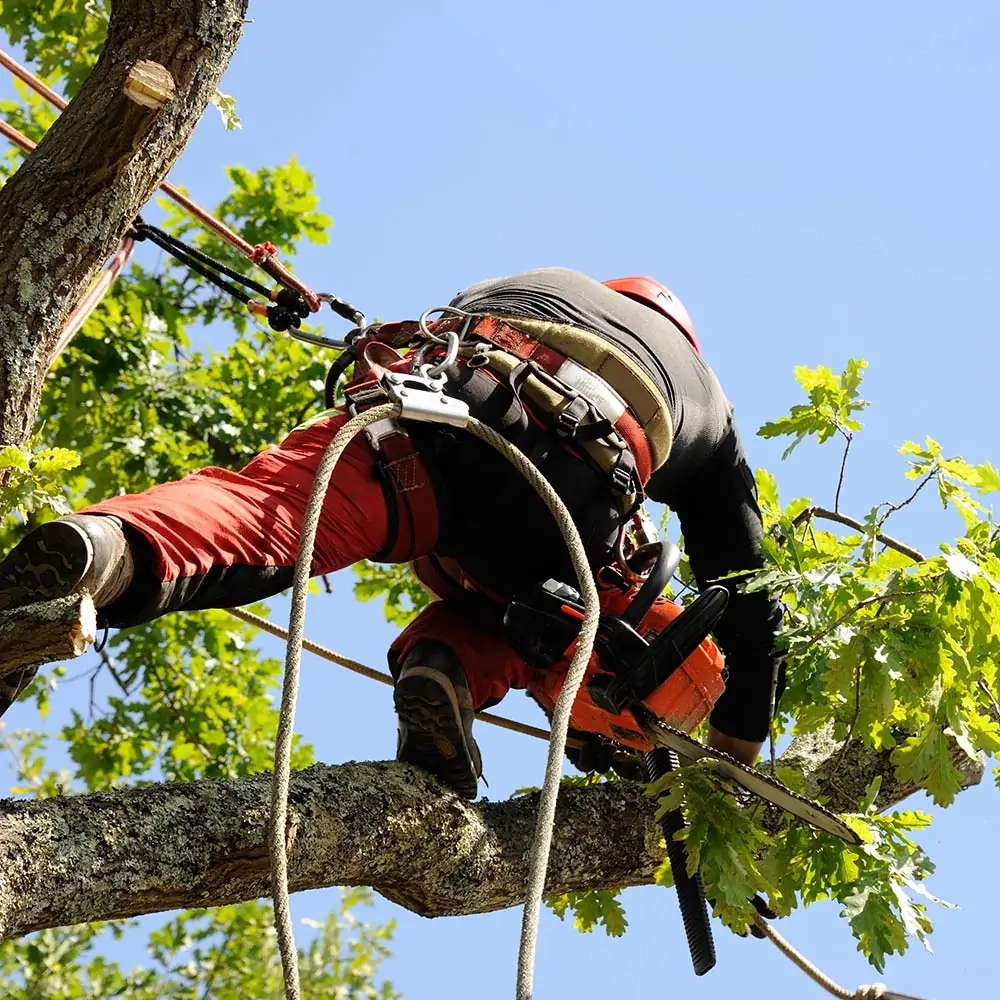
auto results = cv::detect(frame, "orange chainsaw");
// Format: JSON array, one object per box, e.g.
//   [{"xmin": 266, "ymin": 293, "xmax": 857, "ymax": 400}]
[
  {"xmin": 504, "ymin": 540, "xmax": 856, "ymax": 977},
  {"xmin": 504, "ymin": 539, "xmax": 857, "ymax": 846}
]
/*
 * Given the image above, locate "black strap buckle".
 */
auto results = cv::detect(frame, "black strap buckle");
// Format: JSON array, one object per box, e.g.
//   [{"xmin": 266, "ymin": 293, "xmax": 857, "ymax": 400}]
[{"xmin": 610, "ymin": 450, "xmax": 637, "ymax": 495}]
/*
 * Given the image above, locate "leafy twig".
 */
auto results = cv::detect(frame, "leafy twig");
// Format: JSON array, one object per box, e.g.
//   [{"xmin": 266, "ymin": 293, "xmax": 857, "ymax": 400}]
[
  {"xmin": 197, "ymin": 923, "xmax": 238, "ymax": 1000},
  {"xmin": 978, "ymin": 679, "xmax": 1000, "ymax": 725},
  {"xmin": 797, "ymin": 585, "xmax": 940, "ymax": 656},
  {"xmin": 880, "ymin": 468, "xmax": 938, "ymax": 520},
  {"xmin": 834, "ymin": 430, "xmax": 852, "ymax": 513},
  {"xmin": 791, "ymin": 506, "xmax": 925, "ymax": 562}
]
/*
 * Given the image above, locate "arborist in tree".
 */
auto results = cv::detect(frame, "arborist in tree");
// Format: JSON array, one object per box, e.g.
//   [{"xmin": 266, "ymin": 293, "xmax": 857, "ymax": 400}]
[{"xmin": 0, "ymin": 268, "xmax": 783, "ymax": 799}]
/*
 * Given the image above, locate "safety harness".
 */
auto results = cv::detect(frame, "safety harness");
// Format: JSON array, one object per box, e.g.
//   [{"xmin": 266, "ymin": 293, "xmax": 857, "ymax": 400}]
[{"xmin": 334, "ymin": 307, "xmax": 677, "ymax": 568}]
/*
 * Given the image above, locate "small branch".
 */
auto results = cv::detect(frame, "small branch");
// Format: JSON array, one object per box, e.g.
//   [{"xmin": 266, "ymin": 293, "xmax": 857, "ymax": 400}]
[
  {"xmin": 978, "ymin": 679, "xmax": 1000, "ymax": 725},
  {"xmin": 880, "ymin": 468, "xmax": 938, "ymax": 520},
  {"xmin": 792, "ymin": 506, "xmax": 925, "ymax": 563},
  {"xmin": 831, "ymin": 659, "xmax": 864, "ymax": 776},
  {"xmin": 198, "ymin": 923, "xmax": 237, "ymax": 1000},
  {"xmin": 797, "ymin": 586, "xmax": 940, "ymax": 656},
  {"xmin": 99, "ymin": 648, "xmax": 134, "ymax": 696},
  {"xmin": 834, "ymin": 431, "xmax": 852, "ymax": 513},
  {"xmin": 0, "ymin": 594, "xmax": 97, "ymax": 680}
]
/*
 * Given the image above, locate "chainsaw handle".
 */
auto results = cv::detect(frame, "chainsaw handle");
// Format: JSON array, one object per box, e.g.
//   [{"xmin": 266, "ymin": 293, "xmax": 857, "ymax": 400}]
[{"xmin": 621, "ymin": 540, "xmax": 682, "ymax": 630}]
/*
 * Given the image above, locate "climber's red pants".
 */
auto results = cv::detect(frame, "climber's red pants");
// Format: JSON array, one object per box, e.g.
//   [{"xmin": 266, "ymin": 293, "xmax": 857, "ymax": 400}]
[{"xmin": 85, "ymin": 411, "xmax": 532, "ymax": 708}]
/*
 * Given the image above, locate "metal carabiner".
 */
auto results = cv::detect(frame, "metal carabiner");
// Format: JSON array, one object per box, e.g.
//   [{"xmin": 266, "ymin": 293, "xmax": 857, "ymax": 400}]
[
  {"xmin": 287, "ymin": 292, "xmax": 367, "ymax": 350},
  {"xmin": 421, "ymin": 329, "xmax": 461, "ymax": 378},
  {"xmin": 417, "ymin": 305, "xmax": 474, "ymax": 345}
]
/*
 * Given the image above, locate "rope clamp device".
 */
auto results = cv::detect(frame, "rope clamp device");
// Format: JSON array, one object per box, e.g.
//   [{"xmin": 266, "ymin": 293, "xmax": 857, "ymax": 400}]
[{"xmin": 381, "ymin": 369, "xmax": 470, "ymax": 428}]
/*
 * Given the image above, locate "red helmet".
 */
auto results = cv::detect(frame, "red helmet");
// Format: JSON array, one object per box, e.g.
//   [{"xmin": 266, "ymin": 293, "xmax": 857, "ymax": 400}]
[{"xmin": 603, "ymin": 276, "xmax": 701, "ymax": 354}]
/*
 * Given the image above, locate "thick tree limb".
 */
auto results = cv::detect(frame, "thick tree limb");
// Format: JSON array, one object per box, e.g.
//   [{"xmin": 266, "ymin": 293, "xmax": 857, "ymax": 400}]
[
  {"xmin": 0, "ymin": 594, "xmax": 96, "ymax": 679},
  {"xmin": 0, "ymin": 0, "xmax": 249, "ymax": 451},
  {"xmin": 0, "ymin": 761, "xmax": 664, "ymax": 939},
  {"xmin": 0, "ymin": 725, "xmax": 984, "ymax": 939},
  {"xmin": 779, "ymin": 724, "xmax": 983, "ymax": 815}
]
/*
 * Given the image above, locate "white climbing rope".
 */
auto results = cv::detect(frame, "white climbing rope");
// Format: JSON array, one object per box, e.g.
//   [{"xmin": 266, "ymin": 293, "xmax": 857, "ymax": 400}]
[
  {"xmin": 268, "ymin": 402, "xmax": 601, "ymax": 1000},
  {"xmin": 266, "ymin": 387, "xmax": 925, "ymax": 1000},
  {"xmin": 753, "ymin": 915, "xmax": 927, "ymax": 1000},
  {"xmin": 227, "ymin": 605, "xmax": 570, "ymax": 745}
]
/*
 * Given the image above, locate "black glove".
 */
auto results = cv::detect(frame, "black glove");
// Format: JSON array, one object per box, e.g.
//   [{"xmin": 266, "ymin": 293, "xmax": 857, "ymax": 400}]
[
  {"xmin": 564, "ymin": 730, "xmax": 646, "ymax": 782},
  {"xmin": 704, "ymin": 891, "xmax": 776, "ymax": 938},
  {"xmin": 746, "ymin": 894, "xmax": 778, "ymax": 939}
]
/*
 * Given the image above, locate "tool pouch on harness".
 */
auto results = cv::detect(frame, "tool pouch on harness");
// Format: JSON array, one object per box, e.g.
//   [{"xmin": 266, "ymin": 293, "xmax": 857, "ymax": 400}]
[{"xmin": 333, "ymin": 311, "xmax": 675, "ymax": 579}]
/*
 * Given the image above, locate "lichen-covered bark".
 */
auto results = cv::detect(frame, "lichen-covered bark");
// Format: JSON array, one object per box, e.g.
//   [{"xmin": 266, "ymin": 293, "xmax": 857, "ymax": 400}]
[
  {"xmin": 0, "ymin": 732, "xmax": 983, "ymax": 938},
  {"xmin": 0, "ymin": 0, "xmax": 250, "ymax": 452},
  {"xmin": 0, "ymin": 594, "xmax": 96, "ymax": 679},
  {"xmin": 0, "ymin": 761, "xmax": 663, "ymax": 938},
  {"xmin": 780, "ymin": 724, "xmax": 983, "ymax": 815}
]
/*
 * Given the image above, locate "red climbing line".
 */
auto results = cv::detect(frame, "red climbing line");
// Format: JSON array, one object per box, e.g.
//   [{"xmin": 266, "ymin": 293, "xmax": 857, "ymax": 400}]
[
  {"xmin": 0, "ymin": 48, "xmax": 66, "ymax": 110},
  {"xmin": 0, "ymin": 46, "xmax": 320, "ymax": 311},
  {"xmin": 0, "ymin": 117, "xmax": 34, "ymax": 155},
  {"xmin": 54, "ymin": 236, "xmax": 137, "ymax": 359}
]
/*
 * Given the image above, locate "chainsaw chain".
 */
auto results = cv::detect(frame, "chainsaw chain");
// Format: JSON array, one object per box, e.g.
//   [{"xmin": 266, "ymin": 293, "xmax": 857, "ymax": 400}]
[{"xmin": 639, "ymin": 713, "xmax": 859, "ymax": 845}]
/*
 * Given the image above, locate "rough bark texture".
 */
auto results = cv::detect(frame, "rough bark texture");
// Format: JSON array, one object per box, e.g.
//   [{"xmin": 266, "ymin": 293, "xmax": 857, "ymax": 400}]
[
  {"xmin": 780, "ymin": 724, "xmax": 983, "ymax": 815},
  {"xmin": 0, "ymin": 594, "xmax": 96, "ymax": 679},
  {"xmin": 0, "ymin": 761, "xmax": 663, "ymax": 938},
  {"xmin": 0, "ymin": 0, "xmax": 249, "ymax": 451},
  {"xmin": 0, "ymin": 729, "xmax": 984, "ymax": 938}
]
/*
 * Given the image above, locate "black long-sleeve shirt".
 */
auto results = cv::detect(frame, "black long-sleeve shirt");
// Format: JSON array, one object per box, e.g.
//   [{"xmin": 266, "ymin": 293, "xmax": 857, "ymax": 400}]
[{"xmin": 446, "ymin": 268, "xmax": 784, "ymax": 741}]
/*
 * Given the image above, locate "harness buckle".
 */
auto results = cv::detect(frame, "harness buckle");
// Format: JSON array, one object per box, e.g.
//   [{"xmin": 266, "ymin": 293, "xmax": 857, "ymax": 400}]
[
  {"xmin": 610, "ymin": 451, "xmax": 638, "ymax": 495},
  {"xmin": 364, "ymin": 418, "xmax": 400, "ymax": 450},
  {"xmin": 381, "ymin": 370, "xmax": 471, "ymax": 429}
]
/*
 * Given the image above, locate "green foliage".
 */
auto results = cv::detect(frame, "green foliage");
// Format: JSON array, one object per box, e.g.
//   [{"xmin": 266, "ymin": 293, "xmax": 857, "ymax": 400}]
[
  {"xmin": 212, "ymin": 89, "xmax": 243, "ymax": 131},
  {"xmin": 548, "ymin": 891, "xmax": 628, "ymax": 937},
  {"xmin": 63, "ymin": 609, "xmax": 314, "ymax": 788},
  {"xmin": 352, "ymin": 561, "xmax": 431, "ymax": 626},
  {"xmin": 0, "ymin": 0, "xmax": 107, "ymax": 98},
  {"xmin": 0, "ymin": 891, "xmax": 399, "ymax": 999},
  {"xmin": 544, "ymin": 360, "xmax": 996, "ymax": 966},
  {"xmin": 758, "ymin": 359, "xmax": 869, "ymax": 457},
  {"xmin": 0, "ymin": 444, "xmax": 79, "ymax": 518},
  {"xmin": 649, "ymin": 762, "xmax": 775, "ymax": 936}
]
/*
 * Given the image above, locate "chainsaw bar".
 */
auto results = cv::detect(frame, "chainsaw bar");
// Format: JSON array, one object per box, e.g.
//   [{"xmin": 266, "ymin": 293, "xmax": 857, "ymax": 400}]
[{"xmin": 637, "ymin": 713, "xmax": 860, "ymax": 845}]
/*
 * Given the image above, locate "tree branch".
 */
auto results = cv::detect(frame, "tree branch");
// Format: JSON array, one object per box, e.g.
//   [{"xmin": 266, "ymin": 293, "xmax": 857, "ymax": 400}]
[
  {"xmin": 0, "ymin": 0, "xmax": 250, "ymax": 451},
  {"xmin": 778, "ymin": 724, "xmax": 983, "ymax": 815},
  {"xmin": 0, "ymin": 594, "xmax": 96, "ymax": 680},
  {"xmin": 0, "ymin": 721, "xmax": 985, "ymax": 941},
  {"xmin": 0, "ymin": 761, "xmax": 664, "ymax": 939},
  {"xmin": 792, "ymin": 506, "xmax": 926, "ymax": 562}
]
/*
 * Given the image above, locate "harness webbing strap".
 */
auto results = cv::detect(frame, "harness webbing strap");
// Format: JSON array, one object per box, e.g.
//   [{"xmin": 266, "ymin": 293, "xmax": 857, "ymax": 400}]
[
  {"xmin": 378, "ymin": 431, "xmax": 439, "ymax": 562},
  {"xmin": 364, "ymin": 313, "xmax": 671, "ymax": 485}
]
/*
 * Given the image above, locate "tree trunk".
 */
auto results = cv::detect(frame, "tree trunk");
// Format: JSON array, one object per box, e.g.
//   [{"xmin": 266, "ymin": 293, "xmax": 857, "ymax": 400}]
[{"xmin": 0, "ymin": 0, "xmax": 249, "ymax": 451}]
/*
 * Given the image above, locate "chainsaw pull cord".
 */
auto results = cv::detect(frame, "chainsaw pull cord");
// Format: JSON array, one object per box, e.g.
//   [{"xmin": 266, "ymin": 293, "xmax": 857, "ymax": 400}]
[{"xmin": 268, "ymin": 327, "xmax": 602, "ymax": 1000}]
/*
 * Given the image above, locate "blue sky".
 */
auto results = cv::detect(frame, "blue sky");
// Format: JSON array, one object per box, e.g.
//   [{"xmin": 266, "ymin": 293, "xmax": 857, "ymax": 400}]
[{"xmin": 4, "ymin": 1, "xmax": 1000, "ymax": 998}]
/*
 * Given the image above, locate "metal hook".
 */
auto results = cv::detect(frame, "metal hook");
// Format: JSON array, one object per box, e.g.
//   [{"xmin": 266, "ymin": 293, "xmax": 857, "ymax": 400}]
[
  {"xmin": 417, "ymin": 305, "xmax": 473, "ymax": 344},
  {"xmin": 421, "ymin": 329, "xmax": 461, "ymax": 378}
]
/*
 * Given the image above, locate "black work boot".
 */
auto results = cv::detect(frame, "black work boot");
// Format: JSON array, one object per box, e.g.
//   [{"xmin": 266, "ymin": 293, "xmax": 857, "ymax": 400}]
[
  {"xmin": 0, "ymin": 514, "xmax": 135, "ymax": 720},
  {"xmin": 0, "ymin": 514, "xmax": 134, "ymax": 613},
  {"xmin": 394, "ymin": 641, "xmax": 483, "ymax": 800}
]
